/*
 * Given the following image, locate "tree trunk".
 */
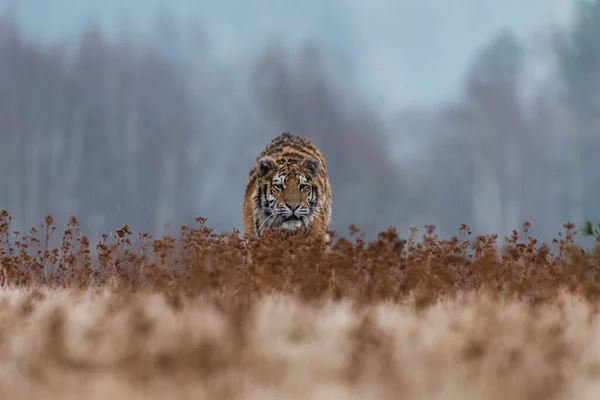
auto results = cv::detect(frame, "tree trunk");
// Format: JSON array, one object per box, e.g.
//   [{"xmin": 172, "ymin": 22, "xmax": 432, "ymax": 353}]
[
  {"xmin": 504, "ymin": 132, "xmax": 522, "ymax": 236},
  {"xmin": 568, "ymin": 119, "xmax": 584, "ymax": 227},
  {"xmin": 472, "ymin": 150, "xmax": 503, "ymax": 236}
]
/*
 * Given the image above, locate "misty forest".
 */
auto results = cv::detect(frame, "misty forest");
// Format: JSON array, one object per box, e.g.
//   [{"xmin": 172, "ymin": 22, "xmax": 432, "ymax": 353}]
[{"xmin": 1, "ymin": 2, "xmax": 599, "ymax": 245}]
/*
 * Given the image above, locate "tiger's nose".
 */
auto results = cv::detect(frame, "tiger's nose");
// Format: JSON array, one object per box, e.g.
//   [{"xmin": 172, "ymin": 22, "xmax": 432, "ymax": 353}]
[{"xmin": 286, "ymin": 202, "xmax": 300, "ymax": 212}]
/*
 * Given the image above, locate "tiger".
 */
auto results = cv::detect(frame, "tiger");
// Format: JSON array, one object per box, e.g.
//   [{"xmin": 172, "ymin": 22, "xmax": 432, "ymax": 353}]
[{"xmin": 242, "ymin": 132, "xmax": 332, "ymax": 243}]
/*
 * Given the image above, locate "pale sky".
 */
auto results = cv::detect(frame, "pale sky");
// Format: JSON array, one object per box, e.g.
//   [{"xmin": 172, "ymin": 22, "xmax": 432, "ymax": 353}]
[{"xmin": 2, "ymin": 0, "xmax": 575, "ymax": 112}]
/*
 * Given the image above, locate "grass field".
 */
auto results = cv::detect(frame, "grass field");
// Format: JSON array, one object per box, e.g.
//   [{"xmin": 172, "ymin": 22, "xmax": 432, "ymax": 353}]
[{"xmin": 1, "ymin": 211, "xmax": 600, "ymax": 399}]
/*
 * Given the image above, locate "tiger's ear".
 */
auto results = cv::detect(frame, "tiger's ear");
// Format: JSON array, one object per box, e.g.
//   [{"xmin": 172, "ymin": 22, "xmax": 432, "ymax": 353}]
[
  {"xmin": 257, "ymin": 156, "xmax": 276, "ymax": 178},
  {"xmin": 301, "ymin": 156, "xmax": 320, "ymax": 176}
]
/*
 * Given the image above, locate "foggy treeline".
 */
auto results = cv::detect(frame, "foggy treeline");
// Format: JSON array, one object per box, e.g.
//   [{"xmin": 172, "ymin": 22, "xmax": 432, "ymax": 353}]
[{"xmin": 1, "ymin": 3, "xmax": 599, "ymax": 244}]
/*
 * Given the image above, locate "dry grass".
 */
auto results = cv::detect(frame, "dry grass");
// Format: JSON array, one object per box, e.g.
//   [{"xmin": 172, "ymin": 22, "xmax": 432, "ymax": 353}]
[
  {"xmin": 0, "ymin": 289, "xmax": 599, "ymax": 399},
  {"xmin": 1, "ymin": 210, "xmax": 600, "ymax": 398}
]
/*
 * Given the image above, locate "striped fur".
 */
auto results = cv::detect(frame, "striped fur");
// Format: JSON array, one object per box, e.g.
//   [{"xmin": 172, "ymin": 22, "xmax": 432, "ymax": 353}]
[{"xmin": 242, "ymin": 132, "xmax": 332, "ymax": 243}]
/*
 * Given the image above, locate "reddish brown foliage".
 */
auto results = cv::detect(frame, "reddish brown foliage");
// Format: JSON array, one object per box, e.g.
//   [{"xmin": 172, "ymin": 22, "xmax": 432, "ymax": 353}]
[{"xmin": 1, "ymin": 209, "xmax": 598, "ymax": 308}]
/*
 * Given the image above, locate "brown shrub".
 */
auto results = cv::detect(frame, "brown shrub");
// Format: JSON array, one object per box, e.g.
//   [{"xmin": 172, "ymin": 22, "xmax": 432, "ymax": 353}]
[{"xmin": 0, "ymin": 209, "xmax": 598, "ymax": 307}]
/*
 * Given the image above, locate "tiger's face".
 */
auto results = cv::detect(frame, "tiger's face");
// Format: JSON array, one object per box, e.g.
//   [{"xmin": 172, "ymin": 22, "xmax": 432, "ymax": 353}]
[{"xmin": 255, "ymin": 155, "xmax": 321, "ymax": 231}]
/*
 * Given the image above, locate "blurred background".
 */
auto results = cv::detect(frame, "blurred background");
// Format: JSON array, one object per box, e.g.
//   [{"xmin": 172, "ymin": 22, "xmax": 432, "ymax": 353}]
[{"xmin": 0, "ymin": 0, "xmax": 597, "ymax": 245}]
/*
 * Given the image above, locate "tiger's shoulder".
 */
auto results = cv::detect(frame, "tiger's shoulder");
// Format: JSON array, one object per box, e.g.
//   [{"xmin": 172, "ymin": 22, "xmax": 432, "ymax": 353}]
[
  {"xmin": 262, "ymin": 132, "xmax": 326, "ymax": 165},
  {"xmin": 245, "ymin": 132, "xmax": 329, "ymax": 194}
]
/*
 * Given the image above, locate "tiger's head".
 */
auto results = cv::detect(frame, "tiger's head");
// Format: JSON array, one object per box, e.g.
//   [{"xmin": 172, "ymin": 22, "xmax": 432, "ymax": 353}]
[{"xmin": 255, "ymin": 155, "xmax": 321, "ymax": 232}]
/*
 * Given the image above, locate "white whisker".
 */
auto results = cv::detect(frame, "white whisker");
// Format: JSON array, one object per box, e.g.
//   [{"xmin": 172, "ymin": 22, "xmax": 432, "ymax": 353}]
[{"xmin": 257, "ymin": 213, "xmax": 276, "ymax": 234}]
